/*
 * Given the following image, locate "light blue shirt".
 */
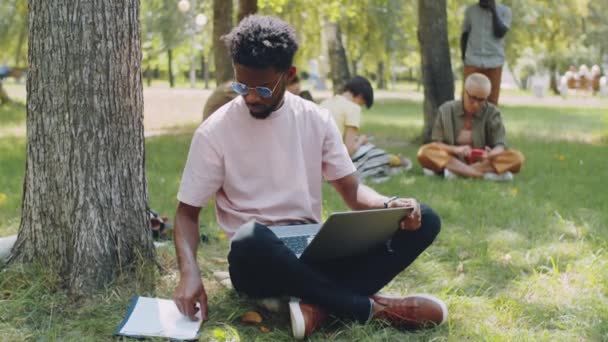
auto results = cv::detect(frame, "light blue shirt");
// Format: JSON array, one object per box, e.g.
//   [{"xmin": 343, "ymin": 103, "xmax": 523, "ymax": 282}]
[{"xmin": 463, "ymin": 3, "xmax": 512, "ymax": 68}]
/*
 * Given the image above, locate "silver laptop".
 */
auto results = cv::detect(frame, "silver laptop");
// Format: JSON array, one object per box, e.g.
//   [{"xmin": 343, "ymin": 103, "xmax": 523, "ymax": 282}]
[{"xmin": 271, "ymin": 207, "xmax": 412, "ymax": 262}]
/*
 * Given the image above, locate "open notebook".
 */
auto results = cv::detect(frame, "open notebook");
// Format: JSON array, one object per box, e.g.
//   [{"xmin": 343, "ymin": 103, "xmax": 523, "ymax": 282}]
[{"xmin": 115, "ymin": 296, "xmax": 203, "ymax": 340}]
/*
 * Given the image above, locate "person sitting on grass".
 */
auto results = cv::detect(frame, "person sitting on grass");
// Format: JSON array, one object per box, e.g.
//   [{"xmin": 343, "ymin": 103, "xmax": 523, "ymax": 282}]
[
  {"xmin": 417, "ymin": 73, "xmax": 524, "ymax": 181},
  {"xmin": 202, "ymin": 81, "xmax": 238, "ymax": 122},
  {"xmin": 172, "ymin": 15, "xmax": 447, "ymax": 340},
  {"xmin": 286, "ymin": 74, "xmax": 315, "ymax": 102},
  {"xmin": 320, "ymin": 76, "xmax": 413, "ymax": 183}
]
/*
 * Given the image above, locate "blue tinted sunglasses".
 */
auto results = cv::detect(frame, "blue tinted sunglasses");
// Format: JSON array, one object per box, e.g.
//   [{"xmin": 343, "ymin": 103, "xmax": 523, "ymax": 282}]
[{"xmin": 231, "ymin": 73, "xmax": 284, "ymax": 99}]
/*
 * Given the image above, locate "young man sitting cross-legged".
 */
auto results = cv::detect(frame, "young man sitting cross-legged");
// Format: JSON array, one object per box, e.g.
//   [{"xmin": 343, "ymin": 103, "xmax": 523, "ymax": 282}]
[
  {"xmin": 417, "ymin": 73, "xmax": 524, "ymax": 181},
  {"xmin": 172, "ymin": 15, "xmax": 447, "ymax": 339}
]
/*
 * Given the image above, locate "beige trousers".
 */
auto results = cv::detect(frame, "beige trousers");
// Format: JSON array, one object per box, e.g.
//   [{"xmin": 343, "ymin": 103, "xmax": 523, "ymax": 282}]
[{"xmin": 417, "ymin": 142, "xmax": 524, "ymax": 174}]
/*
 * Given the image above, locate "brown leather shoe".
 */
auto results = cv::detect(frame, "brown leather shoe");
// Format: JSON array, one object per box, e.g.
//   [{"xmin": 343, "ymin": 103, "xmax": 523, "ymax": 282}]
[
  {"xmin": 289, "ymin": 298, "xmax": 329, "ymax": 340},
  {"xmin": 372, "ymin": 293, "xmax": 447, "ymax": 329}
]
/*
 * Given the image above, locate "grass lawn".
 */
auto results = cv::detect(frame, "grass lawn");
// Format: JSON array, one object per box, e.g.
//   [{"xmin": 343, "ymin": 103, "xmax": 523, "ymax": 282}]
[{"xmin": 1, "ymin": 100, "xmax": 607, "ymax": 341}]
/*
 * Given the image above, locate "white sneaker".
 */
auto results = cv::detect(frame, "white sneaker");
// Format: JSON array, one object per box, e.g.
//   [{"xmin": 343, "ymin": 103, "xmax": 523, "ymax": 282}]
[
  {"xmin": 402, "ymin": 157, "xmax": 413, "ymax": 171},
  {"xmin": 289, "ymin": 297, "xmax": 329, "ymax": 340},
  {"xmin": 484, "ymin": 171, "xmax": 513, "ymax": 182},
  {"xmin": 422, "ymin": 168, "xmax": 437, "ymax": 177},
  {"xmin": 443, "ymin": 168, "xmax": 459, "ymax": 180}
]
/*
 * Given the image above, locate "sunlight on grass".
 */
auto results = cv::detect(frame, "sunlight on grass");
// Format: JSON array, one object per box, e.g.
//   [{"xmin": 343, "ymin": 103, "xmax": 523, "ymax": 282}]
[
  {"xmin": 504, "ymin": 105, "xmax": 607, "ymax": 144},
  {"xmin": 1, "ymin": 100, "xmax": 607, "ymax": 340}
]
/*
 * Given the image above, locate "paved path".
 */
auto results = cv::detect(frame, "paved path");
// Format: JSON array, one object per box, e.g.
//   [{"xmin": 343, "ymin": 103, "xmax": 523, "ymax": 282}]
[{"xmin": 3, "ymin": 84, "xmax": 607, "ymax": 138}]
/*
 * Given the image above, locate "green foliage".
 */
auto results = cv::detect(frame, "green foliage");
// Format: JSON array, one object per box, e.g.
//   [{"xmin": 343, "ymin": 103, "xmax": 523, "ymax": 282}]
[
  {"xmin": 0, "ymin": 100, "xmax": 25, "ymax": 126},
  {"xmin": 505, "ymin": 0, "xmax": 602, "ymax": 71},
  {"xmin": 141, "ymin": 0, "xmax": 189, "ymax": 52},
  {"xmin": 0, "ymin": 0, "xmax": 27, "ymax": 66},
  {"xmin": 2, "ymin": 1, "xmax": 607, "ymax": 83}
]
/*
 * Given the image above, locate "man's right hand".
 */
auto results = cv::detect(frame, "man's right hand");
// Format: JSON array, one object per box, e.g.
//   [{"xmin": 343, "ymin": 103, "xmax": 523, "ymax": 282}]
[
  {"xmin": 357, "ymin": 134, "xmax": 369, "ymax": 145},
  {"xmin": 173, "ymin": 273, "xmax": 209, "ymax": 321},
  {"xmin": 454, "ymin": 145, "xmax": 472, "ymax": 158}
]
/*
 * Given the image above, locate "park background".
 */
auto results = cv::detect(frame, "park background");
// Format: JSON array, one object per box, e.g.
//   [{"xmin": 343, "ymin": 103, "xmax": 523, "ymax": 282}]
[{"xmin": 1, "ymin": 0, "xmax": 607, "ymax": 341}]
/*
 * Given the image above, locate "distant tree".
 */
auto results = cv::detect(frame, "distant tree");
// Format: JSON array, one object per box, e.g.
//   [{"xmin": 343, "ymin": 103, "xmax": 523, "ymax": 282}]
[
  {"xmin": 587, "ymin": 0, "xmax": 608, "ymax": 62},
  {"xmin": 326, "ymin": 21, "xmax": 350, "ymax": 93},
  {"xmin": 418, "ymin": 0, "xmax": 454, "ymax": 143},
  {"xmin": 214, "ymin": 0, "xmax": 234, "ymax": 84},
  {"xmin": 0, "ymin": 82, "xmax": 9, "ymax": 104},
  {"xmin": 9, "ymin": 0, "xmax": 155, "ymax": 296},
  {"xmin": 140, "ymin": 0, "xmax": 189, "ymax": 88},
  {"xmin": 238, "ymin": 0, "xmax": 258, "ymax": 22}
]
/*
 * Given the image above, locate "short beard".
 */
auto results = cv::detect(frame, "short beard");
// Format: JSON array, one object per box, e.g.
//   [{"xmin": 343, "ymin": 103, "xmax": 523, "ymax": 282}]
[
  {"xmin": 248, "ymin": 96, "xmax": 285, "ymax": 120},
  {"xmin": 249, "ymin": 108, "xmax": 273, "ymax": 120}
]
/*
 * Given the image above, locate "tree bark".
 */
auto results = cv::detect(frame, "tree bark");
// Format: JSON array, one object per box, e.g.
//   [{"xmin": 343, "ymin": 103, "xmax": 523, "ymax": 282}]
[
  {"xmin": 325, "ymin": 21, "xmax": 350, "ymax": 93},
  {"xmin": 238, "ymin": 0, "xmax": 257, "ymax": 23},
  {"xmin": 0, "ymin": 82, "xmax": 10, "ymax": 104},
  {"xmin": 549, "ymin": 63, "xmax": 560, "ymax": 95},
  {"xmin": 201, "ymin": 52, "xmax": 209, "ymax": 89},
  {"xmin": 214, "ymin": 0, "xmax": 234, "ymax": 84},
  {"xmin": 9, "ymin": 0, "xmax": 155, "ymax": 296},
  {"xmin": 351, "ymin": 60, "xmax": 358, "ymax": 77},
  {"xmin": 417, "ymin": 0, "xmax": 454, "ymax": 143},
  {"xmin": 168, "ymin": 49, "xmax": 175, "ymax": 88},
  {"xmin": 14, "ymin": 20, "xmax": 27, "ymax": 68},
  {"xmin": 377, "ymin": 61, "xmax": 386, "ymax": 89}
]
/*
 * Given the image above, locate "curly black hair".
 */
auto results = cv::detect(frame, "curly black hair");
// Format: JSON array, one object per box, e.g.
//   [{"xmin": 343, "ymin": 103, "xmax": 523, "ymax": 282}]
[
  {"xmin": 223, "ymin": 15, "xmax": 299, "ymax": 71},
  {"xmin": 344, "ymin": 76, "xmax": 374, "ymax": 108}
]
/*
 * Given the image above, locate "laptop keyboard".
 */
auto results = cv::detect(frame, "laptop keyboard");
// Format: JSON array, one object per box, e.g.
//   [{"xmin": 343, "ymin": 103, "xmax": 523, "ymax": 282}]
[{"xmin": 280, "ymin": 235, "xmax": 315, "ymax": 256}]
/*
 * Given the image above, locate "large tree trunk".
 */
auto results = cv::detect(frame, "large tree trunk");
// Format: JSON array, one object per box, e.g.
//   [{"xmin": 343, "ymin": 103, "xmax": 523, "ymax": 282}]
[
  {"xmin": 417, "ymin": 0, "xmax": 454, "ymax": 143},
  {"xmin": 325, "ymin": 21, "xmax": 350, "ymax": 93},
  {"xmin": 238, "ymin": 0, "xmax": 257, "ymax": 22},
  {"xmin": 9, "ymin": 0, "xmax": 155, "ymax": 296},
  {"xmin": 214, "ymin": 0, "xmax": 234, "ymax": 84}
]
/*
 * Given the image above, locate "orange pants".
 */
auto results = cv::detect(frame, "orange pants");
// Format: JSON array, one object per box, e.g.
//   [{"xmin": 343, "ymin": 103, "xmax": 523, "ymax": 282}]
[
  {"xmin": 417, "ymin": 143, "xmax": 524, "ymax": 174},
  {"xmin": 463, "ymin": 65, "xmax": 503, "ymax": 105}
]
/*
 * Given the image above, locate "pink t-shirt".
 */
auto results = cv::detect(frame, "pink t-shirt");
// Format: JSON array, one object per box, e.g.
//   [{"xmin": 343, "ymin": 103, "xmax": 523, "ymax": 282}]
[{"xmin": 177, "ymin": 92, "xmax": 356, "ymax": 236}]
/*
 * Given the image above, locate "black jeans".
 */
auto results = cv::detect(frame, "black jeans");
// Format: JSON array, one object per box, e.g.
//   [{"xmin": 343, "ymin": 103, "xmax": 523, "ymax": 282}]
[{"xmin": 228, "ymin": 204, "xmax": 441, "ymax": 323}]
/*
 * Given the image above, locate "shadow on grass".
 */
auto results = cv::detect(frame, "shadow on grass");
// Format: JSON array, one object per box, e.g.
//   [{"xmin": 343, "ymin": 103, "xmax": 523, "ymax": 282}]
[{"xmin": 1, "ymin": 100, "xmax": 607, "ymax": 340}]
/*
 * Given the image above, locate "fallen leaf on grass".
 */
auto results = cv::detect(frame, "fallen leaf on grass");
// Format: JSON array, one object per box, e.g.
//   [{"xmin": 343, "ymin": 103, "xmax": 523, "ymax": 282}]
[
  {"xmin": 211, "ymin": 257, "xmax": 228, "ymax": 264},
  {"xmin": 554, "ymin": 154, "xmax": 566, "ymax": 161},
  {"xmin": 457, "ymin": 262, "xmax": 464, "ymax": 273},
  {"xmin": 212, "ymin": 328, "xmax": 226, "ymax": 340},
  {"xmin": 259, "ymin": 326, "xmax": 271, "ymax": 333},
  {"xmin": 241, "ymin": 311, "xmax": 263, "ymax": 324}
]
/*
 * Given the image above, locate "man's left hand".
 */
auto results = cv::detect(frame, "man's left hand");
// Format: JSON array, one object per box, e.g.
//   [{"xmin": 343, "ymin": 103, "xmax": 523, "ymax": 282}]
[{"xmin": 387, "ymin": 197, "xmax": 422, "ymax": 231}]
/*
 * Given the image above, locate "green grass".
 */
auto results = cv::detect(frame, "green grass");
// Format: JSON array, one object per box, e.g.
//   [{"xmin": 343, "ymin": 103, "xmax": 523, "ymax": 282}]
[
  {"xmin": 0, "ymin": 101, "xmax": 26, "ymax": 127},
  {"xmin": 1, "ymin": 100, "xmax": 607, "ymax": 340}
]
